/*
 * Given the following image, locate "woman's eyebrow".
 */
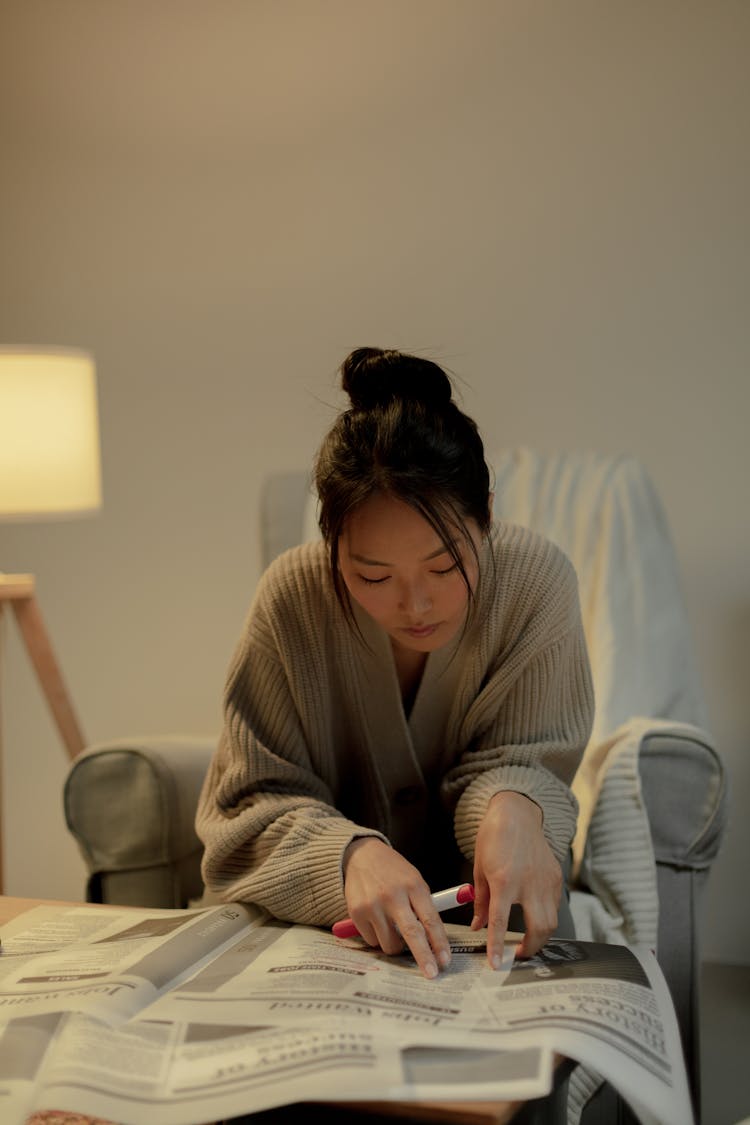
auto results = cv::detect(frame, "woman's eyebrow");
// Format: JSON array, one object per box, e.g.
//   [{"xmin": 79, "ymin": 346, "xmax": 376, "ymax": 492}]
[{"xmin": 351, "ymin": 544, "xmax": 452, "ymax": 567}]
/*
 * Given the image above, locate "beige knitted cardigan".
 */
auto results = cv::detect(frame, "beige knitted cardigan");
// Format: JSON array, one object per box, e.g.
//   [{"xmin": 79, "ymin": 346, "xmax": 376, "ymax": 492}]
[{"xmin": 196, "ymin": 522, "xmax": 594, "ymax": 926}]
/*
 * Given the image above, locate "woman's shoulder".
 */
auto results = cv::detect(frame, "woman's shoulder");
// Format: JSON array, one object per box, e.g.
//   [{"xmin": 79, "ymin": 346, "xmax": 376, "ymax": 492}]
[
  {"xmin": 256, "ymin": 540, "xmax": 333, "ymax": 607},
  {"xmin": 490, "ymin": 520, "xmax": 576, "ymax": 583},
  {"xmin": 237, "ymin": 541, "xmax": 336, "ymax": 658},
  {"xmin": 226, "ymin": 543, "xmax": 337, "ymax": 682},
  {"xmin": 481, "ymin": 521, "xmax": 581, "ymax": 632}
]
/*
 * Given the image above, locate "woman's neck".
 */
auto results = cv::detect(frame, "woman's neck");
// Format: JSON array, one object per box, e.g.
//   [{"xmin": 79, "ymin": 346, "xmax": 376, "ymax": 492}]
[{"xmin": 390, "ymin": 642, "xmax": 428, "ymax": 715}]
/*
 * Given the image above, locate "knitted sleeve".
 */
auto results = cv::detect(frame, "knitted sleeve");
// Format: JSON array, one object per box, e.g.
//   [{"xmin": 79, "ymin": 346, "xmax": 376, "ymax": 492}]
[
  {"xmin": 443, "ymin": 533, "xmax": 595, "ymax": 866},
  {"xmin": 195, "ymin": 554, "xmax": 386, "ymax": 926}
]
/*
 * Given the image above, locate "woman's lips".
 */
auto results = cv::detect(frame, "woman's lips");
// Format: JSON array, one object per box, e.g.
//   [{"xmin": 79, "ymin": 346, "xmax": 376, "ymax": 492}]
[{"xmin": 402, "ymin": 624, "xmax": 439, "ymax": 638}]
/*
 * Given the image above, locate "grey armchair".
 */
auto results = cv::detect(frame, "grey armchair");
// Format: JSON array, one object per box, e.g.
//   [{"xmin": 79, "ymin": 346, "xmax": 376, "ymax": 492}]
[{"xmin": 64, "ymin": 450, "xmax": 728, "ymax": 1120}]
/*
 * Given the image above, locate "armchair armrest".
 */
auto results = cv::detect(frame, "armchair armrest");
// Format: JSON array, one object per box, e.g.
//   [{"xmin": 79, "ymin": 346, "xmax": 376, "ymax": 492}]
[
  {"xmin": 572, "ymin": 721, "xmax": 728, "ymax": 1116},
  {"xmin": 639, "ymin": 729, "xmax": 728, "ymax": 870},
  {"xmin": 638, "ymin": 728, "xmax": 729, "ymax": 1103},
  {"xmin": 64, "ymin": 735, "xmax": 215, "ymax": 908}
]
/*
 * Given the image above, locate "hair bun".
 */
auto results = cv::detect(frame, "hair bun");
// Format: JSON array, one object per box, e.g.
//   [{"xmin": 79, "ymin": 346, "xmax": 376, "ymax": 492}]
[{"xmin": 341, "ymin": 347, "xmax": 453, "ymax": 411}]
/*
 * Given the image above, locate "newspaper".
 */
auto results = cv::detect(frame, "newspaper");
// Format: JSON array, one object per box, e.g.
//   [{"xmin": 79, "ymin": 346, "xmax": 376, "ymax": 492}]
[
  {"xmin": 0, "ymin": 902, "xmax": 259, "ymax": 1022},
  {"xmin": 0, "ymin": 903, "xmax": 693, "ymax": 1125}
]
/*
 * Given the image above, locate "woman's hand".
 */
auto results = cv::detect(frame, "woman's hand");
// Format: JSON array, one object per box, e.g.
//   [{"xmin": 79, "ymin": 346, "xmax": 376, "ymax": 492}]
[
  {"xmin": 471, "ymin": 791, "xmax": 562, "ymax": 969},
  {"xmin": 342, "ymin": 838, "xmax": 452, "ymax": 979}
]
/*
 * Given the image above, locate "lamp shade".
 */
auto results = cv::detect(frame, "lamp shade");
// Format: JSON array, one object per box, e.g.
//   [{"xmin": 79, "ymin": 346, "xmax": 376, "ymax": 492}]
[{"xmin": 0, "ymin": 347, "xmax": 102, "ymax": 520}]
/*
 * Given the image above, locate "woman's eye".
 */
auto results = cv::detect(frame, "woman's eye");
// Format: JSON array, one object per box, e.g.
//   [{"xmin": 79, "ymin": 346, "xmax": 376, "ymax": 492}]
[
  {"xmin": 360, "ymin": 574, "xmax": 390, "ymax": 585},
  {"xmin": 432, "ymin": 563, "xmax": 459, "ymax": 576}
]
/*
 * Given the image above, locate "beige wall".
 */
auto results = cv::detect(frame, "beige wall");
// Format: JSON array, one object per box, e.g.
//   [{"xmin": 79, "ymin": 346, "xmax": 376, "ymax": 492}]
[{"xmin": 1, "ymin": 0, "xmax": 748, "ymax": 963}]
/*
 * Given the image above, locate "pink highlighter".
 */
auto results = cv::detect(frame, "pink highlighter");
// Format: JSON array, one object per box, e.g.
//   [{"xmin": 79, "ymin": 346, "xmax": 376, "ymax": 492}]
[{"xmin": 332, "ymin": 883, "xmax": 475, "ymax": 939}]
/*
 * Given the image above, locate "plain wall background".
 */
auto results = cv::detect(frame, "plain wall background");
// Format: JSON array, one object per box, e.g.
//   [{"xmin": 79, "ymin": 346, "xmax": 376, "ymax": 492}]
[{"xmin": 0, "ymin": 0, "xmax": 747, "ymax": 964}]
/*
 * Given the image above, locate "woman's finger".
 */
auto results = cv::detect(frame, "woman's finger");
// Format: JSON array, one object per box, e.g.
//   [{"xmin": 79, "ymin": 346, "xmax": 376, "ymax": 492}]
[
  {"xmin": 514, "ymin": 897, "xmax": 558, "ymax": 959},
  {"xmin": 485, "ymin": 890, "xmax": 513, "ymax": 970},
  {"xmin": 395, "ymin": 912, "xmax": 444, "ymax": 979}
]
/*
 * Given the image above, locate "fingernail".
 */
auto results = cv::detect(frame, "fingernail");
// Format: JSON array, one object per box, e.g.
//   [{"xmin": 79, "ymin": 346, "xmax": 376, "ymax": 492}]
[
  {"xmin": 438, "ymin": 949, "xmax": 451, "ymax": 968},
  {"xmin": 491, "ymin": 953, "xmax": 503, "ymax": 970},
  {"xmin": 424, "ymin": 960, "xmax": 438, "ymax": 979}
]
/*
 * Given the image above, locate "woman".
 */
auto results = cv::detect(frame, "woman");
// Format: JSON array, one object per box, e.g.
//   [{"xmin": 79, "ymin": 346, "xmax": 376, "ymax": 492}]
[{"xmin": 196, "ymin": 347, "xmax": 594, "ymax": 980}]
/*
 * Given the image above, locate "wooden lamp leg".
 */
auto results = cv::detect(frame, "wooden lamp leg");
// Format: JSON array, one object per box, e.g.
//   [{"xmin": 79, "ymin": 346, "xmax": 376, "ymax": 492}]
[
  {"xmin": 11, "ymin": 594, "xmax": 86, "ymax": 759},
  {"xmin": 0, "ymin": 574, "xmax": 86, "ymax": 893}
]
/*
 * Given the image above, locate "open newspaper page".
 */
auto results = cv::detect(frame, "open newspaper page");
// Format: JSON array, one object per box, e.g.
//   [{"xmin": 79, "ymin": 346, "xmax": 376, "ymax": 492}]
[
  {"xmin": 137, "ymin": 923, "xmax": 693, "ymax": 1124},
  {"xmin": 0, "ymin": 902, "xmax": 262, "ymax": 1125},
  {"xmin": 9, "ymin": 1012, "xmax": 406, "ymax": 1125},
  {"xmin": 0, "ymin": 904, "xmax": 693, "ymax": 1125},
  {"xmin": 11, "ymin": 1011, "xmax": 551, "ymax": 1125},
  {"xmin": 138, "ymin": 922, "xmax": 522, "ymax": 1034},
  {"xmin": 0, "ymin": 903, "xmax": 261, "ymax": 1023},
  {"xmin": 6, "ymin": 926, "xmax": 549, "ymax": 1125},
  {"xmin": 472, "ymin": 938, "xmax": 694, "ymax": 1125}
]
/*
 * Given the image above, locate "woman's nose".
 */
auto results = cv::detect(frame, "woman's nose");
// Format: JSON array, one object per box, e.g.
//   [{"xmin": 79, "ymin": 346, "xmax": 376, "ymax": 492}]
[{"xmin": 399, "ymin": 581, "xmax": 432, "ymax": 615}]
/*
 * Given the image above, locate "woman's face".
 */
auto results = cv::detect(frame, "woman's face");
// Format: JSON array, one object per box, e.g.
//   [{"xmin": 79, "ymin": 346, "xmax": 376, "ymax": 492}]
[{"xmin": 338, "ymin": 492, "xmax": 482, "ymax": 657}]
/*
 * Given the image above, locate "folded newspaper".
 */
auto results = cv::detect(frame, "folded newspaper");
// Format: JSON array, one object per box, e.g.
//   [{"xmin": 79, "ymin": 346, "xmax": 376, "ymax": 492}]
[{"xmin": 0, "ymin": 902, "xmax": 693, "ymax": 1125}]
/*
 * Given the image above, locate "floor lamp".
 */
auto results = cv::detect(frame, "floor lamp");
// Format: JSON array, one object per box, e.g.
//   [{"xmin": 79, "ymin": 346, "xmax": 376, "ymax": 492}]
[{"xmin": 0, "ymin": 347, "xmax": 102, "ymax": 894}]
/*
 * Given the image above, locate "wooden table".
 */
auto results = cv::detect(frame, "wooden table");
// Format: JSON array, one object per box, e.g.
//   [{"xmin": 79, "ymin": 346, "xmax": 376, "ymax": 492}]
[{"xmin": 1, "ymin": 897, "xmax": 566, "ymax": 1125}]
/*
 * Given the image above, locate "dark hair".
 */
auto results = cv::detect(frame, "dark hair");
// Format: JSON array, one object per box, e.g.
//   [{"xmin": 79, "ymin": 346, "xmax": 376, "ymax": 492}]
[{"xmin": 314, "ymin": 347, "xmax": 492, "ymax": 625}]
